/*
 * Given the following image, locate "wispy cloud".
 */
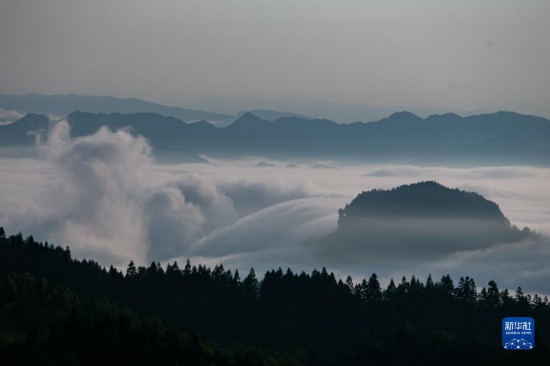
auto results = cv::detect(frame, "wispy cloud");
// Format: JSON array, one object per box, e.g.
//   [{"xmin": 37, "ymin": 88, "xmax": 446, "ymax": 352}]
[{"xmin": 0, "ymin": 109, "xmax": 24, "ymax": 125}]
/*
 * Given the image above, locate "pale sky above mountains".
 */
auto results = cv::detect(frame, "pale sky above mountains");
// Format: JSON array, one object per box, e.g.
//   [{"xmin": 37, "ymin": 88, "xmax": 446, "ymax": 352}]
[{"xmin": 1, "ymin": 0, "xmax": 549, "ymax": 118}]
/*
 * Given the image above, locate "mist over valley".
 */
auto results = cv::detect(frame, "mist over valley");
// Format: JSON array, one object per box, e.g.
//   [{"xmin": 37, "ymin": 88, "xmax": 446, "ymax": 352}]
[
  {"xmin": 3, "ymin": 1, "xmax": 550, "ymax": 362},
  {"xmin": 1, "ymin": 113, "xmax": 549, "ymax": 296}
]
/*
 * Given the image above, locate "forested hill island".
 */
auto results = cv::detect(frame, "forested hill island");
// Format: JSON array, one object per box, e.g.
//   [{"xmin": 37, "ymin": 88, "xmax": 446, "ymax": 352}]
[
  {"xmin": 1, "ymin": 109, "xmax": 550, "ymax": 166},
  {"xmin": 320, "ymin": 181, "xmax": 537, "ymax": 262},
  {"xmin": 339, "ymin": 181, "xmax": 511, "ymax": 221}
]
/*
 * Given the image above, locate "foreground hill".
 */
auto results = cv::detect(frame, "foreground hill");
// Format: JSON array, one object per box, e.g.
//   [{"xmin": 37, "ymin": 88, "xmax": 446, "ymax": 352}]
[
  {"xmin": 0, "ymin": 227, "xmax": 549, "ymax": 365},
  {"xmin": 2, "ymin": 110, "xmax": 550, "ymax": 166},
  {"xmin": 321, "ymin": 182, "xmax": 535, "ymax": 261}
]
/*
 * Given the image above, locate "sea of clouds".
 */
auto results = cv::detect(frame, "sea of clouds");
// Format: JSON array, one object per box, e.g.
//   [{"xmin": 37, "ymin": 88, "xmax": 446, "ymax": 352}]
[{"xmin": 1, "ymin": 120, "xmax": 549, "ymax": 294}]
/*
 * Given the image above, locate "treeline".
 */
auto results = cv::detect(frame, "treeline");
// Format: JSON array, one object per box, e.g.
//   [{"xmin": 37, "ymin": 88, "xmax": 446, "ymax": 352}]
[
  {"xmin": 0, "ymin": 229, "xmax": 299, "ymax": 365},
  {"xmin": 1, "ymin": 227, "xmax": 549, "ymax": 365}
]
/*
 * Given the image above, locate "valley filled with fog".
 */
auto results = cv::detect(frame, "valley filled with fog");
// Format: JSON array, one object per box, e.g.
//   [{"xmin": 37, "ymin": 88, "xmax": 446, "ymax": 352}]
[
  {"xmin": 1, "ymin": 121, "xmax": 549, "ymax": 294},
  {"xmin": 3, "ymin": 2, "xmax": 550, "ymax": 362}
]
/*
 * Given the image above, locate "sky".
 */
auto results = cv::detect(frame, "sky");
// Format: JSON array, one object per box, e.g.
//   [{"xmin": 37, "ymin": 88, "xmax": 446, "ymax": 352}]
[{"xmin": 1, "ymin": 0, "xmax": 550, "ymax": 117}]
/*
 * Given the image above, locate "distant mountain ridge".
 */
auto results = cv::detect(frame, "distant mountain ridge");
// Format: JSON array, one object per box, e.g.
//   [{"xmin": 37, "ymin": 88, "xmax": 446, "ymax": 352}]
[
  {"xmin": 0, "ymin": 113, "xmax": 49, "ymax": 145},
  {"xmin": 190, "ymin": 95, "xmax": 492, "ymax": 123},
  {"xmin": 0, "ymin": 93, "xmax": 232, "ymax": 122},
  {"xmin": 236, "ymin": 109, "xmax": 314, "ymax": 121},
  {"xmin": 2, "ymin": 110, "xmax": 549, "ymax": 166}
]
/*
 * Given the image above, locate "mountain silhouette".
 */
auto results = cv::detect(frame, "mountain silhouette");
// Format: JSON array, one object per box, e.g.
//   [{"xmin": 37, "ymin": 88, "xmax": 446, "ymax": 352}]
[
  {"xmin": 236, "ymin": 109, "xmax": 314, "ymax": 121},
  {"xmin": 0, "ymin": 113, "xmax": 49, "ymax": 145},
  {"xmin": 189, "ymin": 95, "xmax": 490, "ymax": 123},
  {"xmin": 64, "ymin": 112, "xmax": 210, "ymax": 163},
  {"xmin": 320, "ymin": 182, "xmax": 535, "ymax": 262},
  {"xmin": 0, "ymin": 93, "xmax": 232, "ymax": 121},
  {"xmin": 339, "ymin": 181, "xmax": 507, "ymax": 222},
  {"xmin": 2, "ymin": 110, "xmax": 550, "ymax": 165},
  {"xmin": 230, "ymin": 112, "xmax": 271, "ymax": 129}
]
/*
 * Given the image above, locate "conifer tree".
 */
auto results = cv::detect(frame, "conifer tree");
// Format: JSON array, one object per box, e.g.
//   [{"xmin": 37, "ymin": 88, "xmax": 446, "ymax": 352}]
[
  {"xmin": 126, "ymin": 260, "xmax": 137, "ymax": 278},
  {"xmin": 365, "ymin": 273, "xmax": 382, "ymax": 302},
  {"xmin": 487, "ymin": 280, "xmax": 500, "ymax": 306},
  {"xmin": 243, "ymin": 268, "xmax": 259, "ymax": 298},
  {"xmin": 425, "ymin": 274, "xmax": 434, "ymax": 289}
]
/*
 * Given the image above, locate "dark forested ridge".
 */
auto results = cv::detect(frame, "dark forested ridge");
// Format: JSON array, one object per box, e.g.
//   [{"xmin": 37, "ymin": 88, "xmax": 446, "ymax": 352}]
[
  {"xmin": 1, "ymin": 227, "xmax": 549, "ymax": 365},
  {"xmin": 0, "ymin": 228, "xmax": 299, "ymax": 366},
  {"xmin": 339, "ymin": 181, "xmax": 508, "ymax": 221}
]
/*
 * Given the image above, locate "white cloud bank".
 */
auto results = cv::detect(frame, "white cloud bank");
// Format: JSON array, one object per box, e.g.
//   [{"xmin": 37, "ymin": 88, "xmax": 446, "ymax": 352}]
[
  {"xmin": 0, "ymin": 123, "xmax": 550, "ymax": 294},
  {"xmin": 0, "ymin": 121, "xmax": 332, "ymax": 265}
]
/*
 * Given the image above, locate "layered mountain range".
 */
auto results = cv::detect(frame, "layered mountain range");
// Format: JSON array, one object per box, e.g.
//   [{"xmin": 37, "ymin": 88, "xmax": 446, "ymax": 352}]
[
  {"xmin": 0, "ymin": 93, "xmax": 232, "ymax": 122},
  {"xmin": 1, "ymin": 108, "xmax": 549, "ymax": 166}
]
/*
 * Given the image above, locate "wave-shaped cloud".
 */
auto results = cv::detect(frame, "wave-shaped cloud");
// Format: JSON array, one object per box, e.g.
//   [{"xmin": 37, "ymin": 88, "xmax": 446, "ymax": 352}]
[
  {"xmin": 191, "ymin": 198, "xmax": 339, "ymax": 257},
  {"xmin": 0, "ymin": 121, "xmax": 333, "ymax": 265}
]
